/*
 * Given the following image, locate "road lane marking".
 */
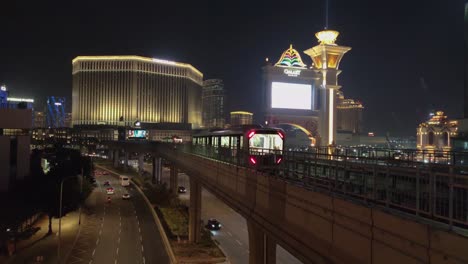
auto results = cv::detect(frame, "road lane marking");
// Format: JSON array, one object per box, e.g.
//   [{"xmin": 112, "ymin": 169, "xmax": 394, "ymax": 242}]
[
  {"xmin": 116, "ymin": 247, "xmax": 119, "ymax": 255},
  {"xmin": 140, "ymin": 235, "xmax": 143, "ymax": 242},
  {"xmin": 235, "ymin": 239, "xmax": 242, "ymax": 246},
  {"xmin": 138, "ymin": 227, "xmax": 141, "ymax": 233},
  {"xmin": 141, "ymin": 245, "xmax": 144, "ymax": 252},
  {"xmin": 118, "ymin": 237, "xmax": 120, "ymax": 243},
  {"xmin": 227, "ymin": 232, "xmax": 232, "ymax": 237},
  {"xmin": 114, "ymin": 260, "xmax": 117, "ymax": 264},
  {"xmin": 92, "ymin": 249, "xmax": 96, "ymax": 256},
  {"xmin": 96, "ymin": 239, "xmax": 99, "ymax": 245},
  {"xmin": 143, "ymin": 257, "xmax": 146, "ymax": 264}
]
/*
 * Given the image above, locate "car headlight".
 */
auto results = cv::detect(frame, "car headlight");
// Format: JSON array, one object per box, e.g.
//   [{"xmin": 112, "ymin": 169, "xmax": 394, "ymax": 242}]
[{"xmin": 211, "ymin": 224, "xmax": 215, "ymax": 227}]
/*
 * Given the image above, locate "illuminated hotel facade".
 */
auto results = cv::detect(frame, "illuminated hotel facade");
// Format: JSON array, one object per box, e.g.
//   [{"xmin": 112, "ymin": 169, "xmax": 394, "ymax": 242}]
[
  {"xmin": 72, "ymin": 56, "xmax": 203, "ymax": 128},
  {"xmin": 336, "ymin": 91, "xmax": 363, "ymax": 134},
  {"xmin": 230, "ymin": 111, "xmax": 253, "ymax": 126},
  {"xmin": 262, "ymin": 45, "xmax": 321, "ymax": 146},
  {"xmin": 262, "ymin": 30, "xmax": 350, "ymax": 146},
  {"xmin": 417, "ymin": 111, "xmax": 458, "ymax": 153}
]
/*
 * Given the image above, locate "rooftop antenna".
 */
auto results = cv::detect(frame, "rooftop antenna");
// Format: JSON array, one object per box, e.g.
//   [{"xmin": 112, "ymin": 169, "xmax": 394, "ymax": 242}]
[{"xmin": 325, "ymin": 0, "xmax": 329, "ymax": 29}]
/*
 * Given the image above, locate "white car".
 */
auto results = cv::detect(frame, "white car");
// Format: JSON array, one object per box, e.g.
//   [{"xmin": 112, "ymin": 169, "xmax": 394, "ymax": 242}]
[{"xmin": 122, "ymin": 193, "xmax": 131, "ymax": 200}]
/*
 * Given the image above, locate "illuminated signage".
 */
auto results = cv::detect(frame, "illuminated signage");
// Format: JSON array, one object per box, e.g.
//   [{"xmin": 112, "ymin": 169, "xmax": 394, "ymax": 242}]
[
  {"xmin": 271, "ymin": 82, "xmax": 312, "ymax": 110},
  {"xmin": 54, "ymin": 102, "xmax": 62, "ymax": 106},
  {"xmin": 128, "ymin": 129, "xmax": 147, "ymax": 139},
  {"xmin": 1, "ymin": 85, "xmax": 6, "ymax": 91},
  {"xmin": 7, "ymin": 98, "xmax": 34, "ymax": 103},
  {"xmin": 283, "ymin": 69, "xmax": 301, "ymax": 77}
]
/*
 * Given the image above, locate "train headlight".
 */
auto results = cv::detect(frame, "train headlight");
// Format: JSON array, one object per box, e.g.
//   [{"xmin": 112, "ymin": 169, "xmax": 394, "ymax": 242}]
[
  {"xmin": 248, "ymin": 130, "xmax": 256, "ymax": 139},
  {"xmin": 249, "ymin": 156, "xmax": 257, "ymax": 165},
  {"xmin": 277, "ymin": 131, "xmax": 284, "ymax": 139}
]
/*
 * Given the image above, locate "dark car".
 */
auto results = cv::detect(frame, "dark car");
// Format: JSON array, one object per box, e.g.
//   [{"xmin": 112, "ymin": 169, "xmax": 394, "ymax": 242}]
[
  {"xmin": 205, "ymin": 218, "xmax": 221, "ymax": 230},
  {"xmin": 178, "ymin": 186, "xmax": 187, "ymax": 193},
  {"xmin": 103, "ymin": 181, "xmax": 110, "ymax": 186}
]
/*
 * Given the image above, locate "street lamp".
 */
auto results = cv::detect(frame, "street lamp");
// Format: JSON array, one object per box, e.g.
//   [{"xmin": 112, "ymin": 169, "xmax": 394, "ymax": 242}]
[{"xmin": 57, "ymin": 174, "xmax": 83, "ymax": 263}]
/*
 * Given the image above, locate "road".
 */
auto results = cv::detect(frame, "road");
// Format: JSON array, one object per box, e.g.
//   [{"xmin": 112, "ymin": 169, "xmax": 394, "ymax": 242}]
[
  {"xmin": 66, "ymin": 169, "xmax": 169, "ymax": 264},
  {"xmin": 145, "ymin": 164, "xmax": 302, "ymax": 264}
]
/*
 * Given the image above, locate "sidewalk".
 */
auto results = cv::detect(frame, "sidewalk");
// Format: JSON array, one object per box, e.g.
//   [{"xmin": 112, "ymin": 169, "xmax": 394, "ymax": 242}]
[{"xmin": 1, "ymin": 211, "xmax": 82, "ymax": 264}]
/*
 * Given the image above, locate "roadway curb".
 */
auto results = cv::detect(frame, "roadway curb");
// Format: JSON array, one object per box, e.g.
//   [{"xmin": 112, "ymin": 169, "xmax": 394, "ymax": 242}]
[
  {"xmin": 62, "ymin": 212, "xmax": 83, "ymax": 264},
  {"xmin": 96, "ymin": 164, "xmax": 178, "ymax": 264}
]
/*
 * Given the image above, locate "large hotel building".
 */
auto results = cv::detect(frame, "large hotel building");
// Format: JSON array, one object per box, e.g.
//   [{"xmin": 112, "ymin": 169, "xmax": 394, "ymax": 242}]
[{"xmin": 72, "ymin": 56, "xmax": 203, "ymax": 129}]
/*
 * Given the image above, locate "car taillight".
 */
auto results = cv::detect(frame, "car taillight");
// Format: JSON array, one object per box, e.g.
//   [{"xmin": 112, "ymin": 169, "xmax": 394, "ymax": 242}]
[
  {"xmin": 249, "ymin": 156, "xmax": 257, "ymax": 165},
  {"xmin": 276, "ymin": 157, "xmax": 282, "ymax": 164}
]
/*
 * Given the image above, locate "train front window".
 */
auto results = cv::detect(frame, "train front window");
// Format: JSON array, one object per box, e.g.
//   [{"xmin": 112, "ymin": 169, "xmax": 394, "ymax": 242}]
[{"xmin": 249, "ymin": 133, "xmax": 283, "ymax": 151}]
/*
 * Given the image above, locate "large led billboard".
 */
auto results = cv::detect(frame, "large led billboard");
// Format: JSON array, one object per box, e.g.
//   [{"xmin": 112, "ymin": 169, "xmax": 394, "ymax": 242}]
[
  {"xmin": 127, "ymin": 129, "xmax": 147, "ymax": 139},
  {"xmin": 271, "ymin": 82, "xmax": 312, "ymax": 110}
]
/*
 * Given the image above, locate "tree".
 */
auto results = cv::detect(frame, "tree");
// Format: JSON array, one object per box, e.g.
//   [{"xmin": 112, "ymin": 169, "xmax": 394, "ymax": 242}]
[{"xmin": 37, "ymin": 146, "xmax": 94, "ymax": 235}]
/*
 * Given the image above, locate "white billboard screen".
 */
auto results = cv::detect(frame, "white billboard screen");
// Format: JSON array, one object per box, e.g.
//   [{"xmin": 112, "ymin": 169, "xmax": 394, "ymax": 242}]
[{"xmin": 271, "ymin": 82, "xmax": 312, "ymax": 110}]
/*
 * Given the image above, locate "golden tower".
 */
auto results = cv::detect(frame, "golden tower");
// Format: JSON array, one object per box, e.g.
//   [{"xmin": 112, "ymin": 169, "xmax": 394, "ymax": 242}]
[{"xmin": 304, "ymin": 30, "xmax": 351, "ymax": 145}]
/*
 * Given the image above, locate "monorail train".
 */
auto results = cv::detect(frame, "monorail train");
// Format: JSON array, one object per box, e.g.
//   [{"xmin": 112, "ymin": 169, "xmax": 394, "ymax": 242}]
[{"xmin": 192, "ymin": 125, "xmax": 285, "ymax": 168}]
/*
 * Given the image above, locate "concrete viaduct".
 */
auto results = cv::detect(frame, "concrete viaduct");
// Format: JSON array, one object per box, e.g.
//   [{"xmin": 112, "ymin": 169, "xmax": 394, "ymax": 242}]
[{"xmin": 104, "ymin": 141, "xmax": 468, "ymax": 264}]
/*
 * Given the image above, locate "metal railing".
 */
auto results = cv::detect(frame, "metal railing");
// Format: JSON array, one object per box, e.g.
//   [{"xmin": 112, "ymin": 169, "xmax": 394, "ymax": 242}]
[{"xmin": 179, "ymin": 144, "xmax": 468, "ymax": 229}]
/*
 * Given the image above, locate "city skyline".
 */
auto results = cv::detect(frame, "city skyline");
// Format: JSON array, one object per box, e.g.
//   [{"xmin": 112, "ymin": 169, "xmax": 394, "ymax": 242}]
[{"xmin": 0, "ymin": 0, "xmax": 465, "ymax": 136}]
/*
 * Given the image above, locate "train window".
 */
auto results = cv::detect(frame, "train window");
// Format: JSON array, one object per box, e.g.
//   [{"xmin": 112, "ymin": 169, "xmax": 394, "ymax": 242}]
[
  {"xmin": 231, "ymin": 136, "xmax": 239, "ymax": 148},
  {"xmin": 221, "ymin": 136, "xmax": 230, "ymax": 147},
  {"xmin": 249, "ymin": 134, "xmax": 283, "ymax": 150}
]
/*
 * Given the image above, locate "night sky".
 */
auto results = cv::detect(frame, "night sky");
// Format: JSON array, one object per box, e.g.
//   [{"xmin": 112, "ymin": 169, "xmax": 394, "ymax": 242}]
[{"xmin": 0, "ymin": 0, "xmax": 465, "ymax": 136}]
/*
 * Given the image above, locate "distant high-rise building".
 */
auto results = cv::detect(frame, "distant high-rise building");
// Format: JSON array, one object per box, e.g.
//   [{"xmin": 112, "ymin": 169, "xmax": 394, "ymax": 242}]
[
  {"xmin": 336, "ymin": 91, "xmax": 364, "ymax": 134},
  {"xmin": 46, "ymin": 96, "xmax": 66, "ymax": 128},
  {"xmin": 202, "ymin": 79, "xmax": 225, "ymax": 128},
  {"xmin": 33, "ymin": 111, "xmax": 46, "ymax": 128},
  {"xmin": 417, "ymin": 111, "xmax": 457, "ymax": 153},
  {"xmin": 72, "ymin": 56, "xmax": 203, "ymax": 128},
  {"xmin": 230, "ymin": 111, "xmax": 253, "ymax": 126},
  {"xmin": 65, "ymin": 113, "xmax": 72, "ymax": 128}
]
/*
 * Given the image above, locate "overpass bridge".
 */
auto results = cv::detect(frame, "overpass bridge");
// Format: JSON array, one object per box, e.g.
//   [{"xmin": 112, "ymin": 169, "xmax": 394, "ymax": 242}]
[{"xmin": 103, "ymin": 141, "xmax": 468, "ymax": 264}]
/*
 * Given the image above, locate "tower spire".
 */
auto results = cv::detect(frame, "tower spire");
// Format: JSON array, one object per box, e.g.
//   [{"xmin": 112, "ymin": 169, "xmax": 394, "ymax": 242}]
[{"xmin": 325, "ymin": 0, "xmax": 329, "ymax": 29}]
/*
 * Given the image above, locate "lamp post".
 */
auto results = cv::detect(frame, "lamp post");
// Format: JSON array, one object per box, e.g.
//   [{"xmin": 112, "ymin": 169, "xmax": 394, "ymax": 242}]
[
  {"xmin": 78, "ymin": 169, "xmax": 83, "ymax": 225},
  {"xmin": 57, "ymin": 175, "xmax": 79, "ymax": 263}
]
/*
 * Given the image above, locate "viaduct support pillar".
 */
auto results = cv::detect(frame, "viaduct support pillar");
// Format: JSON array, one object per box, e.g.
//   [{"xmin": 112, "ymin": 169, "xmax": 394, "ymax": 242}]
[
  {"xmin": 108, "ymin": 149, "xmax": 113, "ymax": 161},
  {"xmin": 169, "ymin": 164, "xmax": 179, "ymax": 195},
  {"xmin": 113, "ymin": 149, "xmax": 119, "ymax": 167},
  {"xmin": 124, "ymin": 152, "xmax": 129, "ymax": 169},
  {"xmin": 152, "ymin": 157, "xmax": 162, "ymax": 184},
  {"xmin": 247, "ymin": 221, "xmax": 276, "ymax": 264},
  {"xmin": 138, "ymin": 153, "xmax": 144, "ymax": 174},
  {"xmin": 189, "ymin": 177, "xmax": 202, "ymax": 243}
]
